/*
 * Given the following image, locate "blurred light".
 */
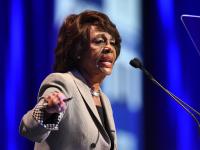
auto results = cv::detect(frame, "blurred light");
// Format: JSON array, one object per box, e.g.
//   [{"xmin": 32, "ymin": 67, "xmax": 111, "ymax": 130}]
[
  {"xmin": 118, "ymin": 130, "xmax": 138, "ymax": 150},
  {"xmin": 157, "ymin": 0, "xmax": 189, "ymax": 150},
  {"xmin": 5, "ymin": 0, "xmax": 24, "ymax": 149},
  {"xmin": 54, "ymin": 1, "xmax": 142, "ymax": 149}
]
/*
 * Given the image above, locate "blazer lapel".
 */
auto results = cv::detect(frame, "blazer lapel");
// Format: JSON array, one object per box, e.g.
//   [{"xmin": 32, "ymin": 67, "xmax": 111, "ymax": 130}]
[
  {"xmin": 69, "ymin": 70, "xmax": 112, "ymax": 144},
  {"xmin": 100, "ymin": 93, "xmax": 116, "ymax": 141},
  {"xmin": 69, "ymin": 70, "xmax": 103, "ymax": 126}
]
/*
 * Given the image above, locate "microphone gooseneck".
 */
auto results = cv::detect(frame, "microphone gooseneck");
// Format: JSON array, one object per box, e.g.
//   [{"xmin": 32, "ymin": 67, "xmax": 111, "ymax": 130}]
[{"xmin": 130, "ymin": 58, "xmax": 200, "ymax": 131}]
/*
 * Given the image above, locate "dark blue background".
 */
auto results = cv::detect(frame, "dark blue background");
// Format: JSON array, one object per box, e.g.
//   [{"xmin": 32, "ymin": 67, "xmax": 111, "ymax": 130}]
[{"xmin": 1, "ymin": 0, "xmax": 200, "ymax": 149}]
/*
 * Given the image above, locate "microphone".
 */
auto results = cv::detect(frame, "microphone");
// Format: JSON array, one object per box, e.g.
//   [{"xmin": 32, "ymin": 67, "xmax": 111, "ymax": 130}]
[
  {"xmin": 130, "ymin": 58, "xmax": 200, "ymax": 131},
  {"xmin": 130, "ymin": 58, "xmax": 153, "ymax": 80}
]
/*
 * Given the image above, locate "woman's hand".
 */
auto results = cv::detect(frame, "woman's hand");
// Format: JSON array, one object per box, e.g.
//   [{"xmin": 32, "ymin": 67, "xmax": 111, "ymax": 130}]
[{"xmin": 44, "ymin": 91, "xmax": 69, "ymax": 114}]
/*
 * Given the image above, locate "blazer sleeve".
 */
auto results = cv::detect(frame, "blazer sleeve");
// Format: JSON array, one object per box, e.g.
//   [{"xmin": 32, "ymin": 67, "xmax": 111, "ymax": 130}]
[{"xmin": 19, "ymin": 73, "xmax": 73, "ymax": 143}]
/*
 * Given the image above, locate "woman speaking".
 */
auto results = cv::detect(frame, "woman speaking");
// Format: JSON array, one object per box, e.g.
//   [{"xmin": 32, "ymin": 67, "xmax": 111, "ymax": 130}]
[{"xmin": 19, "ymin": 10, "xmax": 121, "ymax": 150}]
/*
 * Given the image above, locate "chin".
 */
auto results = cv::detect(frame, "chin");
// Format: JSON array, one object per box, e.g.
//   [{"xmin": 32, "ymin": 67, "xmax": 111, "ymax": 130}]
[{"xmin": 99, "ymin": 67, "xmax": 113, "ymax": 75}]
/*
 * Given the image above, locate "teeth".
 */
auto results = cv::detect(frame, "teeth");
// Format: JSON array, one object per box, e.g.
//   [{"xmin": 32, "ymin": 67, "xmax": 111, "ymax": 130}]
[
  {"xmin": 99, "ymin": 60, "xmax": 112, "ymax": 63},
  {"xmin": 102, "ymin": 62, "xmax": 112, "ymax": 65}
]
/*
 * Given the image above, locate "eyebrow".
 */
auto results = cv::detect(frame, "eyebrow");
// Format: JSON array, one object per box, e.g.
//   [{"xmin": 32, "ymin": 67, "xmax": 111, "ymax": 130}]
[{"xmin": 94, "ymin": 33, "xmax": 115, "ymax": 41}]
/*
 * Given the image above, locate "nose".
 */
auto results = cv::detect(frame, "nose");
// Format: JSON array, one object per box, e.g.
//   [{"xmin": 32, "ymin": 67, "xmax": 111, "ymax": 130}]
[
  {"xmin": 102, "ymin": 40, "xmax": 116, "ymax": 54},
  {"xmin": 102, "ymin": 46, "xmax": 113, "ymax": 54}
]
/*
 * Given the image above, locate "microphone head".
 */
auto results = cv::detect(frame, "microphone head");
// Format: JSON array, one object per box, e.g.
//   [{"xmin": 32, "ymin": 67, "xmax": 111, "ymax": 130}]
[{"xmin": 129, "ymin": 58, "xmax": 143, "ymax": 68}]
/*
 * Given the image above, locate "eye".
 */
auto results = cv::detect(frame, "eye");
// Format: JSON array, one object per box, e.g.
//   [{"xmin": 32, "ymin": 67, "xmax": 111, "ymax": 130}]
[
  {"xmin": 110, "ymin": 40, "xmax": 116, "ymax": 46},
  {"xmin": 93, "ymin": 38, "xmax": 105, "ymax": 44}
]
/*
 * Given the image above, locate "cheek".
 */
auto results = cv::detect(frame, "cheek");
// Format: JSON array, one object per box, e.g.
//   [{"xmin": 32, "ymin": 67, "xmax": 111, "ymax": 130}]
[
  {"xmin": 90, "ymin": 43, "xmax": 104, "ymax": 51},
  {"xmin": 89, "ymin": 47, "xmax": 102, "ymax": 58},
  {"xmin": 82, "ymin": 49, "xmax": 99, "ymax": 65},
  {"xmin": 113, "ymin": 50, "xmax": 117, "ymax": 60}
]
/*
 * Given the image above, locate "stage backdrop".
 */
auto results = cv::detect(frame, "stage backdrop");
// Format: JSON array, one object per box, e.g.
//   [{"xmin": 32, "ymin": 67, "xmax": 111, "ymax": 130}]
[
  {"xmin": 143, "ymin": 0, "xmax": 200, "ymax": 150},
  {"xmin": 1, "ymin": 0, "xmax": 200, "ymax": 150},
  {"xmin": 0, "ymin": 0, "xmax": 143, "ymax": 150},
  {"xmin": 54, "ymin": 1, "xmax": 143, "ymax": 149},
  {"xmin": 0, "ymin": 0, "xmax": 55, "ymax": 149}
]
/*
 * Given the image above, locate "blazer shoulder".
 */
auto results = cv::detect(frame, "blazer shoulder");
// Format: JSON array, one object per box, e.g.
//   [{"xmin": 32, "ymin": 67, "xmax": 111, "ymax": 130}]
[
  {"xmin": 40, "ymin": 72, "xmax": 76, "ymax": 88},
  {"xmin": 38, "ymin": 72, "xmax": 75, "ymax": 98},
  {"xmin": 42, "ymin": 72, "xmax": 72, "ymax": 83}
]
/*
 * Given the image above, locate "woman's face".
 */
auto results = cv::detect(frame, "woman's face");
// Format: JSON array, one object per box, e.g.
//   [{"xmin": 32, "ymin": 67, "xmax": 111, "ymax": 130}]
[{"xmin": 79, "ymin": 25, "xmax": 117, "ymax": 77}]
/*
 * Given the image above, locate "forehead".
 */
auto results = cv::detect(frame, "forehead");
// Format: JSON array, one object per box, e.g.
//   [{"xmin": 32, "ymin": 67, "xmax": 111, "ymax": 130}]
[{"xmin": 89, "ymin": 26, "xmax": 114, "ymax": 39}]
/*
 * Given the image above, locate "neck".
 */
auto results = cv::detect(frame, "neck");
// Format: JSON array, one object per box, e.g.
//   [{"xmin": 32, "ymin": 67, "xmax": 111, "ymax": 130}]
[{"xmin": 78, "ymin": 68, "xmax": 105, "ymax": 91}]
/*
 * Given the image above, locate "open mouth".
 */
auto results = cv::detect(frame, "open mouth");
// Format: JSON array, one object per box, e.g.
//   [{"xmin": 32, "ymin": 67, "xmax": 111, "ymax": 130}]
[{"xmin": 97, "ymin": 55, "xmax": 114, "ymax": 68}]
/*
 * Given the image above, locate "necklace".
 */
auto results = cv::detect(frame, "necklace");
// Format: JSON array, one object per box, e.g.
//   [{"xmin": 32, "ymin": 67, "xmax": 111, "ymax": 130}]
[
  {"xmin": 78, "ymin": 70, "xmax": 101, "ymax": 97},
  {"xmin": 91, "ymin": 89, "xmax": 100, "ymax": 97}
]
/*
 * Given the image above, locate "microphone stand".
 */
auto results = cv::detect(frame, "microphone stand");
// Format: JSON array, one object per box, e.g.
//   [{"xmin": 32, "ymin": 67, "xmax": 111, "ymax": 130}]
[
  {"xmin": 131, "ymin": 58, "xmax": 200, "ymax": 132},
  {"xmin": 151, "ymin": 77, "xmax": 200, "ymax": 131}
]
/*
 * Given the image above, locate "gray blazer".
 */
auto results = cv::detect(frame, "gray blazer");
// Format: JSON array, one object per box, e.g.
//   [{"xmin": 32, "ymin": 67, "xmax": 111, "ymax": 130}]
[{"xmin": 19, "ymin": 70, "xmax": 117, "ymax": 150}]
